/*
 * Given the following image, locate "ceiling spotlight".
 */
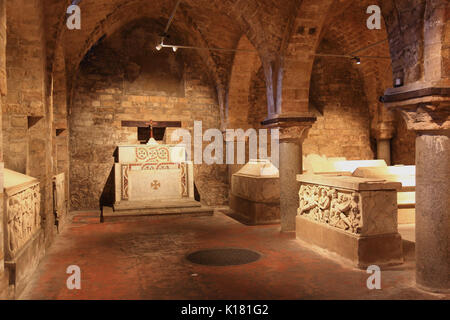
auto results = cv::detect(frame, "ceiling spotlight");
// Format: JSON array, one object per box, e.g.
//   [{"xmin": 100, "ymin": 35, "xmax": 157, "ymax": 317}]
[
  {"xmin": 353, "ymin": 56, "xmax": 361, "ymax": 65},
  {"xmin": 156, "ymin": 44, "xmax": 162, "ymax": 51},
  {"xmin": 172, "ymin": 46, "xmax": 178, "ymax": 52}
]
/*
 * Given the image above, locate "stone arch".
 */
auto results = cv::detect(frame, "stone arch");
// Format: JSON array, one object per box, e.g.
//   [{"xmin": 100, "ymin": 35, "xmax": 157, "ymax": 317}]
[
  {"xmin": 379, "ymin": 0, "xmax": 427, "ymax": 84},
  {"xmin": 227, "ymin": 35, "xmax": 261, "ymax": 129},
  {"xmin": 68, "ymin": 17, "xmax": 229, "ymax": 209},
  {"xmin": 301, "ymin": 0, "xmax": 416, "ymax": 165},
  {"xmin": 62, "ymin": 4, "xmax": 227, "ymax": 125},
  {"xmin": 273, "ymin": 0, "xmax": 335, "ymax": 115}
]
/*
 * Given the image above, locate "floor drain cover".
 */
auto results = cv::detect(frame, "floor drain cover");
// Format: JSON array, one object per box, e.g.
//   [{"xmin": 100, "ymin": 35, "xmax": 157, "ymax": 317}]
[{"xmin": 186, "ymin": 248, "xmax": 261, "ymax": 266}]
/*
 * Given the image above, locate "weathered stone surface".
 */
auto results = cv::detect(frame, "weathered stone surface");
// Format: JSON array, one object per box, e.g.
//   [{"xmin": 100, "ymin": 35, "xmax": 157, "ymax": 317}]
[
  {"xmin": 0, "ymin": 0, "xmax": 448, "ymax": 298},
  {"xmin": 3, "ymin": 169, "xmax": 45, "ymax": 298},
  {"xmin": 230, "ymin": 159, "xmax": 280, "ymax": 225},
  {"xmin": 296, "ymin": 216, "xmax": 403, "ymax": 268},
  {"xmin": 415, "ymin": 132, "xmax": 450, "ymax": 292},
  {"xmin": 296, "ymin": 174, "xmax": 403, "ymax": 267},
  {"xmin": 69, "ymin": 20, "xmax": 227, "ymax": 209},
  {"xmin": 262, "ymin": 116, "xmax": 316, "ymax": 232}
]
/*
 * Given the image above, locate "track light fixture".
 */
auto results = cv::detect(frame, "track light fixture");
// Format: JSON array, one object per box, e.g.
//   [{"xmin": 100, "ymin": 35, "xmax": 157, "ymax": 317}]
[
  {"xmin": 353, "ymin": 56, "xmax": 361, "ymax": 64},
  {"xmin": 155, "ymin": 43, "xmax": 163, "ymax": 51},
  {"xmin": 172, "ymin": 46, "xmax": 178, "ymax": 52}
]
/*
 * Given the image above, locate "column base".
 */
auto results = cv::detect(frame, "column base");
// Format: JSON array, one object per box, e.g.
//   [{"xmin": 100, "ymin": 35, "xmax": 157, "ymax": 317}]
[{"xmin": 296, "ymin": 215, "xmax": 404, "ymax": 269}]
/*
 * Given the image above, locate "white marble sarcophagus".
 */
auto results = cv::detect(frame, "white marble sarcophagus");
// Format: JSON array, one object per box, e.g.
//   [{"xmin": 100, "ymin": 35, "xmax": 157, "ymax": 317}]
[
  {"xmin": 303, "ymin": 156, "xmax": 387, "ymax": 176},
  {"xmin": 229, "ymin": 159, "xmax": 280, "ymax": 225},
  {"xmin": 296, "ymin": 174, "xmax": 403, "ymax": 268}
]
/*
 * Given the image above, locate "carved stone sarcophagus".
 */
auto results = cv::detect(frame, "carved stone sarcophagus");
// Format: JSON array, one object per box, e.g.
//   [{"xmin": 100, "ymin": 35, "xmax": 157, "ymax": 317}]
[
  {"xmin": 352, "ymin": 165, "xmax": 415, "ymax": 224},
  {"xmin": 296, "ymin": 174, "xmax": 403, "ymax": 268},
  {"xmin": 229, "ymin": 159, "xmax": 280, "ymax": 225},
  {"xmin": 3, "ymin": 169, "xmax": 44, "ymax": 297}
]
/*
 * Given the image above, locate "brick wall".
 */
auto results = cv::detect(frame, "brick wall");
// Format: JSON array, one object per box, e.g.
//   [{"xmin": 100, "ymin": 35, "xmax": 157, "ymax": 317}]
[
  {"xmin": 303, "ymin": 45, "xmax": 374, "ymax": 160},
  {"xmin": 69, "ymin": 21, "xmax": 227, "ymax": 210}
]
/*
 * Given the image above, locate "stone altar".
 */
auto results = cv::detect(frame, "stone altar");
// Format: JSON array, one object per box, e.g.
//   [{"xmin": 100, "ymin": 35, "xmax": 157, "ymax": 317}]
[
  {"xmin": 352, "ymin": 166, "xmax": 415, "ymax": 224},
  {"xmin": 3, "ymin": 169, "xmax": 44, "ymax": 297},
  {"xmin": 104, "ymin": 139, "xmax": 213, "ymax": 220},
  {"xmin": 229, "ymin": 159, "xmax": 280, "ymax": 225},
  {"xmin": 296, "ymin": 174, "xmax": 403, "ymax": 268}
]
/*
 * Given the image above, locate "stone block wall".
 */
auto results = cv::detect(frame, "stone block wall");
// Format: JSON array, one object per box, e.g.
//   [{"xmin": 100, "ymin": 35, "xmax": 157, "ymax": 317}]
[
  {"xmin": 2, "ymin": 0, "xmax": 55, "ymax": 250},
  {"xmin": 69, "ymin": 21, "xmax": 228, "ymax": 210},
  {"xmin": 304, "ymin": 47, "xmax": 374, "ymax": 160}
]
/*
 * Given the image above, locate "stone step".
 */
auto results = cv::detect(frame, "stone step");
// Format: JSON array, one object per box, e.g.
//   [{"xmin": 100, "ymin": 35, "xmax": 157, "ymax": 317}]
[
  {"xmin": 113, "ymin": 199, "xmax": 202, "ymax": 211},
  {"xmin": 102, "ymin": 202, "xmax": 214, "ymax": 222}
]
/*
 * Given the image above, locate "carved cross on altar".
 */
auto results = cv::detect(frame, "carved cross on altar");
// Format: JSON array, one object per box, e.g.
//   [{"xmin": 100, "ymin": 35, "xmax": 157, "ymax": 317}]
[
  {"xmin": 121, "ymin": 120, "xmax": 182, "ymax": 143},
  {"xmin": 151, "ymin": 180, "xmax": 161, "ymax": 190}
]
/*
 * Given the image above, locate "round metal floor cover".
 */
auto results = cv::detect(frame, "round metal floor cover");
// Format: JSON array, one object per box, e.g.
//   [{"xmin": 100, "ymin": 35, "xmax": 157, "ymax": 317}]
[{"xmin": 186, "ymin": 248, "xmax": 261, "ymax": 266}]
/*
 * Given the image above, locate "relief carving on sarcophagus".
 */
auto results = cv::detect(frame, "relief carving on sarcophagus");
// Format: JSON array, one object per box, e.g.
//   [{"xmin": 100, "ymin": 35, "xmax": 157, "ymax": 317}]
[
  {"xmin": 3, "ymin": 169, "xmax": 44, "ymax": 297},
  {"xmin": 296, "ymin": 174, "xmax": 403, "ymax": 268},
  {"xmin": 298, "ymin": 185, "xmax": 362, "ymax": 235},
  {"xmin": 6, "ymin": 183, "xmax": 41, "ymax": 258}
]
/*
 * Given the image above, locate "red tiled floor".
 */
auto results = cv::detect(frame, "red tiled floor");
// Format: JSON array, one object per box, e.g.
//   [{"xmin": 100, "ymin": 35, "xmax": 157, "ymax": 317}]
[{"xmin": 20, "ymin": 210, "xmax": 449, "ymax": 300}]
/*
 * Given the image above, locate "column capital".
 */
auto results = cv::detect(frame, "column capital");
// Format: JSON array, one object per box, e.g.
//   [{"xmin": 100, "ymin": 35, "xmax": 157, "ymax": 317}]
[
  {"xmin": 261, "ymin": 112, "xmax": 316, "ymax": 142},
  {"xmin": 381, "ymin": 82, "xmax": 450, "ymax": 133},
  {"xmin": 375, "ymin": 122, "xmax": 396, "ymax": 140}
]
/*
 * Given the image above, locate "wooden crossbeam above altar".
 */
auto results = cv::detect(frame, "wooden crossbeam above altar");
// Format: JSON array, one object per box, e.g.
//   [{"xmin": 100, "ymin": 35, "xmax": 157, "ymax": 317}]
[{"xmin": 121, "ymin": 120, "xmax": 182, "ymax": 128}]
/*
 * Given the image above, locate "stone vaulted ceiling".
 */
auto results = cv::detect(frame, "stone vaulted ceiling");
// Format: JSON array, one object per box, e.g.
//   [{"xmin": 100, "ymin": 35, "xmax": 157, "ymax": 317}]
[{"xmin": 44, "ymin": 0, "xmax": 300, "ymax": 92}]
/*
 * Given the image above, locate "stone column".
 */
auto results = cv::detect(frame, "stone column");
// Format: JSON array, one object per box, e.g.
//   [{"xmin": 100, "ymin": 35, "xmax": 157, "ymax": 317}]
[
  {"xmin": 376, "ymin": 119, "xmax": 395, "ymax": 166},
  {"xmin": 383, "ymin": 84, "xmax": 450, "ymax": 293},
  {"xmin": 415, "ymin": 131, "xmax": 449, "ymax": 292},
  {"xmin": 262, "ymin": 113, "xmax": 316, "ymax": 233},
  {"xmin": 377, "ymin": 139, "xmax": 391, "ymax": 165}
]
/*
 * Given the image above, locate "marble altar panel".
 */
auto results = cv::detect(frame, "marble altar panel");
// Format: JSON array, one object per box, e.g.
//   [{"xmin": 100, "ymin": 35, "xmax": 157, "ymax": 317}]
[
  {"xmin": 114, "ymin": 143, "xmax": 194, "ymax": 206},
  {"xmin": 128, "ymin": 167, "xmax": 181, "ymax": 201},
  {"xmin": 117, "ymin": 144, "xmax": 185, "ymax": 164}
]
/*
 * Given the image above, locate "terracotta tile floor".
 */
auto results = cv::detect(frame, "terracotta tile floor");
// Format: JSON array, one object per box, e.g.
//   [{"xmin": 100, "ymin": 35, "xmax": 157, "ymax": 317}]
[{"xmin": 20, "ymin": 210, "xmax": 449, "ymax": 300}]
